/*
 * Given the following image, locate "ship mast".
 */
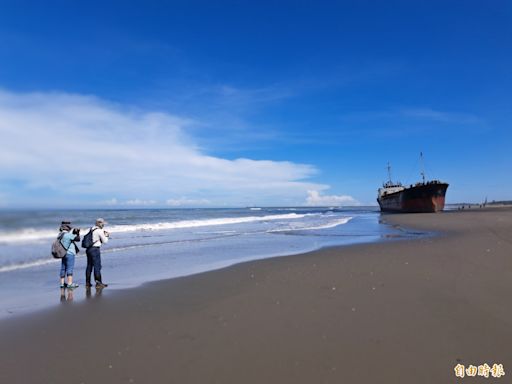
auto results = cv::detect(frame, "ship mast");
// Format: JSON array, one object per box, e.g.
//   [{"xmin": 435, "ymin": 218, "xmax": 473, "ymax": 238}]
[
  {"xmin": 387, "ymin": 162, "xmax": 393, "ymax": 184},
  {"xmin": 420, "ymin": 152, "xmax": 426, "ymax": 183}
]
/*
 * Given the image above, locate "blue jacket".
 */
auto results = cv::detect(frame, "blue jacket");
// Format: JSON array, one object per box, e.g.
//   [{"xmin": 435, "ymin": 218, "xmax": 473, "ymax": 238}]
[{"xmin": 60, "ymin": 231, "xmax": 79, "ymax": 255}]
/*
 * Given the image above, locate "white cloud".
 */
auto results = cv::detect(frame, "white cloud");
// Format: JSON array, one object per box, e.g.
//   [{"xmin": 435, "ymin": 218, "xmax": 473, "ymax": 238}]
[
  {"xmin": 0, "ymin": 90, "xmax": 328, "ymax": 206},
  {"xmin": 305, "ymin": 190, "xmax": 359, "ymax": 207},
  {"xmin": 166, "ymin": 197, "xmax": 211, "ymax": 207},
  {"xmin": 125, "ymin": 199, "xmax": 157, "ymax": 206}
]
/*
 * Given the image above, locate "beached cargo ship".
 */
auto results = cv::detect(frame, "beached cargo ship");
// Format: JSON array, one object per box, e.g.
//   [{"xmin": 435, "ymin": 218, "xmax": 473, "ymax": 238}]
[{"xmin": 377, "ymin": 159, "xmax": 449, "ymax": 213}]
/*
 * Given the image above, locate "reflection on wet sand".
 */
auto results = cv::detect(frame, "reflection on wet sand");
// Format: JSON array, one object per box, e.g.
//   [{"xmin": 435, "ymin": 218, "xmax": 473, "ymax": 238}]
[
  {"xmin": 59, "ymin": 288, "xmax": 74, "ymax": 302},
  {"xmin": 85, "ymin": 286, "xmax": 104, "ymax": 299},
  {"xmin": 57, "ymin": 286, "xmax": 105, "ymax": 305}
]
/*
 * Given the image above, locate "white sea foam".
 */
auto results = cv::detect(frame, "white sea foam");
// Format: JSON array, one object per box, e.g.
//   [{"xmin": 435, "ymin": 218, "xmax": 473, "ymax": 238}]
[
  {"xmin": 0, "ymin": 228, "xmax": 57, "ymax": 244},
  {"xmin": 194, "ymin": 230, "xmax": 238, "ymax": 234},
  {"xmin": 0, "ymin": 214, "xmax": 362, "ymax": 275},
  {"xmin": 0, "ymin": 258, "xmax": 61, "ymax": 273},
  {"xmin": 107, "ymin": 213, "xmax": 316, "ymax": 233},
  {"xmin": 0, "ymin": 213, "xmax": 316, "ymax": 244},
  {"xmin": 267, "ymin": 217, "xmax": 353, "ymax": 232}
]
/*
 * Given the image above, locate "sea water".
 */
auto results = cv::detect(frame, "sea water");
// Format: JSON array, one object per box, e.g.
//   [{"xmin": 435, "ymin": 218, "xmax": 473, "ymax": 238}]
[{"xmin": 0, "ymin": 207, "xmax": 422, "ymax": 318}]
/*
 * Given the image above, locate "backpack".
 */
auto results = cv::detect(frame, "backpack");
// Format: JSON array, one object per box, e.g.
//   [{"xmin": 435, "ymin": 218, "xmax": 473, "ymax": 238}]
[
  {"xmin": 81, "ymin": 227, "xmax": 97, "ymax": 249},
  {"xmin": 51, "ymin": 233, "xmax": 68, "ymax": 259}
]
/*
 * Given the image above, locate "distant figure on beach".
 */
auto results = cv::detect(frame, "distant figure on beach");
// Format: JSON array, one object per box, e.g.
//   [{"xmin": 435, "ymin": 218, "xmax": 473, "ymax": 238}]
[
  {"xmin": 58, "ymin": 221, "xmax": 80, "ymax": 289},
  {"xmin": 84, "ymin": 218, "xmax": 110, "ymax": 289}
]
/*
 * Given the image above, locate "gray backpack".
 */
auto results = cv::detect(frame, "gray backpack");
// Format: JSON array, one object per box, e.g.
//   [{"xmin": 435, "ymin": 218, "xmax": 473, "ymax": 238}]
[{"xmin": 51, "ymin": 233, "xmax": 68, "ymax": 259}]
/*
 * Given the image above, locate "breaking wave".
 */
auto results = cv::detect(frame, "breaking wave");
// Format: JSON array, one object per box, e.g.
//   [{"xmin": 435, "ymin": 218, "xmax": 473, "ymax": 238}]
[
  {"xmin": 267, "ymin": 217, "xmax": 353, "ymax": 232},
  {"xmin": 0, "ymin": 213, "xmax": 317, "ymax": 244}
]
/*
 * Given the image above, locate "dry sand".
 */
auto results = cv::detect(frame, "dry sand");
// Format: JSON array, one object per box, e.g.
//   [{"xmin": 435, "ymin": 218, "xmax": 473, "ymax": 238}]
[{"xmin": 1, "ymin": 208, "xmax": 511, "ymax": 383}]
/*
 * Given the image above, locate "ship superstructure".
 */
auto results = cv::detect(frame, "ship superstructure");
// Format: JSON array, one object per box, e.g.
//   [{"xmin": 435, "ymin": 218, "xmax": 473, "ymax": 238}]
[{"xmin": 377, "ymin": 156, "xmax": 449, "ymax": 213}]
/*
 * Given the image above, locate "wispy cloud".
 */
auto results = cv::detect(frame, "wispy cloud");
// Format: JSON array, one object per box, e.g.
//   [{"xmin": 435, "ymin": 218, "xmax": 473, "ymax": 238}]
[
  {"xmin": 399, "ymin": 108, "xmax": 481, "ymax": 124},
  {"xmin": 166, "ymin": 197, "xmax": 211, "ymax": 207},
  {"xmin": 0, "ymin": 90, "xmax": 327, "ymax": 207},
  {"xmin": 214, "ymin": 84, "xmax": 295, "ymax": 106},
  {"xmin": 338, "ymin": 107, "xmax": 482, "ymax": 125},
  {"xmin": 143, "ymin": 62, "xmax": 406, "ymax": 152},
  {"xmin": 125, "ymin": 199, "xmax": 157, "ymax": 206},
  {"xmin": 325, "ymin": 106, "xmax": 487, "ymax": 141}
]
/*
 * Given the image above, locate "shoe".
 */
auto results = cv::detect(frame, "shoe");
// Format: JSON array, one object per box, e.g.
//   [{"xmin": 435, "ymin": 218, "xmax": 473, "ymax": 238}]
[
  {"xmin": 66, "ymin": 283, "xmax": 79, "ymax": 289},
  {"xmin": 60, "ymin": 284, "xmax": 65, "ymax": 289},
  {"xmin": 85, "ymin": 283, "xmax": 92, "ymax": 288},
  {"xmin": 95, "ymin": 282, "xmax": 108, "ymax": 288}
]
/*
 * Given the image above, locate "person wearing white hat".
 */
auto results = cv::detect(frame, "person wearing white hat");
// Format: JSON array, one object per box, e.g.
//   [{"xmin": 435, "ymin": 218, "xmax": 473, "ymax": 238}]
[{"xmin": 84, "ymin": 218, "xmax": 110, "ymax": 288}]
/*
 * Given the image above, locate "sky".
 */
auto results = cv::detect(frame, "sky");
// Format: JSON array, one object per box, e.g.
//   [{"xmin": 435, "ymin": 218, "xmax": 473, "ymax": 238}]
[{"xmin": 0, "ymin": 0, "xmax": 511, "ymax": 208}]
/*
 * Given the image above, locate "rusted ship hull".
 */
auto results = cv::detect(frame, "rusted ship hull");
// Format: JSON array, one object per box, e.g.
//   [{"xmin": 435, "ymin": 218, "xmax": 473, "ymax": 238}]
[{"xmin": 378, "ymin": 183, "xmax": 449, "ymax": 213}]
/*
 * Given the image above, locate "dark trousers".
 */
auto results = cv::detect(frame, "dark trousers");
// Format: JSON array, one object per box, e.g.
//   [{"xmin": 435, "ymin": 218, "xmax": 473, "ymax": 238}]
[{"xmin": 86, "ymin": 247, "xmax": 102, "ymax": 283}]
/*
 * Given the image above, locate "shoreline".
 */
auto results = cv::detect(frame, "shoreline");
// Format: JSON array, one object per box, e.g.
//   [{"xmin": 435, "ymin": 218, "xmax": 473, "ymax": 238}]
[
  {"xmin": 0, "ymin": 232, "xmax": 420, "ymax": 321},
  {"xmin": 1, "ymin": 207, "xmax": 511, "ymax": 383},
  {"xmin": 0, "ymin": 211, "xmax": 415, "ymax": 320}
]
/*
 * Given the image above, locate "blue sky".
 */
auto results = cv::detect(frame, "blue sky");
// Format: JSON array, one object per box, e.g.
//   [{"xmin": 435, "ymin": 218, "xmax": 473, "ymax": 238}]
[{"xmin": 0, "ymin": 1, "xmax": 510, "ymax": 207}]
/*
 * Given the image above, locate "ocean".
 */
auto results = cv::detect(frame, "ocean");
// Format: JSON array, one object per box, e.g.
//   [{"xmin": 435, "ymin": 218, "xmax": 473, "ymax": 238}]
[{"xmin": 0, "ymin": 207, "xmax": 423, "ymax": 318}]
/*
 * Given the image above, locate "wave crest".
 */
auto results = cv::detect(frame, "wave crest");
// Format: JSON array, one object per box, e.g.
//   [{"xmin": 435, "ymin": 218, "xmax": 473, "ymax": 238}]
[{"xmin": 0, "ymin": 213, "xmax": 316, "ymax": 244}]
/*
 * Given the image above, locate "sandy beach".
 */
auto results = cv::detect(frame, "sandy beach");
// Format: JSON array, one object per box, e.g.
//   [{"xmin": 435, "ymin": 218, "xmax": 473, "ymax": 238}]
[{"xmin": 1, "ymin": 208, "xmax": 511, "ymax": 383}]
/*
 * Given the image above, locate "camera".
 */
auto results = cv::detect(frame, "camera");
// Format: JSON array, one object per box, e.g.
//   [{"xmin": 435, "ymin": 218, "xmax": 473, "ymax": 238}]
[{"xmin": 72, "ymin": 228, "xmax": 80, "ymax": 235}]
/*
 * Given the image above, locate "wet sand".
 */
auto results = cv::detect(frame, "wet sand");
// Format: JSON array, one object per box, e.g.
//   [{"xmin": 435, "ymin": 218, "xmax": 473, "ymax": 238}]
[{"xmin": 1, "ymin": 208, "xmax": 511, "ymax": 383}]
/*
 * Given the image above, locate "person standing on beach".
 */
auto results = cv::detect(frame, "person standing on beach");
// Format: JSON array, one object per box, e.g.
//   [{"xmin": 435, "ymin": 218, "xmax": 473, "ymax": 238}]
[
  {"xmin": 59, "ymin": 221, "xmax": 80, "ymax": 289},
  {"xmin": 85, "ymin": 218, "xmax": 109, "ymax": 288}
]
